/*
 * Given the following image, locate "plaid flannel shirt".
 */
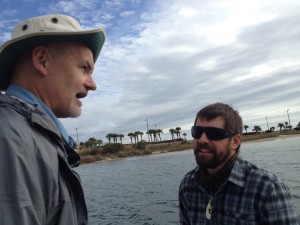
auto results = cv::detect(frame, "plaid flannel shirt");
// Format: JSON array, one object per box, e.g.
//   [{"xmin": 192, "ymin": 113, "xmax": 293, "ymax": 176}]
[{"xmin": 179, "ymin": 157, "xmax": 299, "ymax": 225}]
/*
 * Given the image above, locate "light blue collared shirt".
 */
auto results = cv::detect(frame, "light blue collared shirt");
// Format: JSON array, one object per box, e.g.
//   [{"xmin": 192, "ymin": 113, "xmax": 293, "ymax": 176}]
[{"xmin": 5, "ymin": 84, "xmax": 73, "ymax": 146}]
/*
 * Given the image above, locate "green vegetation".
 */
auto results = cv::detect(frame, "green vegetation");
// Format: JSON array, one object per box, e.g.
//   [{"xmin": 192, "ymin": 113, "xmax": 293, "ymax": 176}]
[
  {"xmin": 102, "ymin": 143, "xmax": 124, "ymax": 154},
  {"xmin": 135, "ymin": 140, "xmax": 147, "ymax": 150},
  {"xmin": 77, "ymin": 130, "xmax": 300, "ymax": 164},
  {"xmin": 77, "ymin": 121, "xmax": 300, "ymax": 164}
]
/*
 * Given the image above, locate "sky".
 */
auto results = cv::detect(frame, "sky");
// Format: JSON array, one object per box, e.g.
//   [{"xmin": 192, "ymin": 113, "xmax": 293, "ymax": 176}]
[{"xmin": 1, "ymin": 0, "xmax": 300, "ymax": 144}]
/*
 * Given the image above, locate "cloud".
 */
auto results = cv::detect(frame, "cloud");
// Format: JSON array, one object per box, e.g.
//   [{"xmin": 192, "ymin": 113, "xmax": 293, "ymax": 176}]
[
  {"xmin": 120, "ymin": 10, "xmax": 135, "ymax": 18},
  {"xmin": 89, "ymin": 0, "xmax": 300, "ymax": 141},
  {"xmin": 1, "ymin": 0, "xmax": 299, "ymax": 143}
]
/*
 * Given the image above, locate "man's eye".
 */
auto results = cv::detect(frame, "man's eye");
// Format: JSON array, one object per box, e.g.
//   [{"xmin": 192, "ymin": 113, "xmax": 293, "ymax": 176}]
[{"xmin": 80, "ymin": 62, "xmax": 93, "ymax": 74}]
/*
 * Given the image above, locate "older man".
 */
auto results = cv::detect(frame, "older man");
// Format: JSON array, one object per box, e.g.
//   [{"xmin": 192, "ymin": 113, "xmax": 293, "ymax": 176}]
[{"xmin": 0, "ymin": 14, "xmax": 105, "ymax": 224}]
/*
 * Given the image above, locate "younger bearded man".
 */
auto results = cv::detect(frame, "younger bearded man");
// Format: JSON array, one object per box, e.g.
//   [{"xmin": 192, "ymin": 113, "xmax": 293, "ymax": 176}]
[{"xmin": 179, "ymin": 103, "xmax": 299, "ymax": 225}]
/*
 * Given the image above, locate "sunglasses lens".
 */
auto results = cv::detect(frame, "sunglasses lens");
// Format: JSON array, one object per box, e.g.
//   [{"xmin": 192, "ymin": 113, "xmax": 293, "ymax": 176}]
[
  {"xmin": 191, "ymin": 126, "xmax": 231, "ymax": 140},
  {"xmin": 205, "ymin": 127, "xmax": 227, "ymax": 140},
  {"xmin": 191, "ymin": 126, "xmax": 203, "ymax": 139}
]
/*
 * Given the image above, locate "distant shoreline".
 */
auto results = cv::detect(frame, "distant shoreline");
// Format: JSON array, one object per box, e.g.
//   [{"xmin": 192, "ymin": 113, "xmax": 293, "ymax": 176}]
[
  {"xmin": 243, "ymin": 134, "xmax": 300, "ymax": 143},
  {"xmin": 241, "ymin": 132, "xmax": 300, "ymax": 143},
  {"xmin": 79, "ymin": 131, "xmax": 300, "ymax": 164}
]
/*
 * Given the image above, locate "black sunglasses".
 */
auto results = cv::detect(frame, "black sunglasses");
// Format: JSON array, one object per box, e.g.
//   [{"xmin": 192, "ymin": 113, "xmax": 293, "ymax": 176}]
[{"xmin": 191, "ymin": 126, "xmax": 233, "ymax": 140}]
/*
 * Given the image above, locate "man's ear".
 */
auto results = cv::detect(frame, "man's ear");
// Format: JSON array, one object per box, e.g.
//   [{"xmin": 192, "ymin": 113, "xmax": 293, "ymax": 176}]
[
  {"xmin": 31, "ymin": 46, "xmax": 50, "ymax": 76},
  {"xmin": 231, "ymin": 134, "xmax": 241, "ymax": 152}
]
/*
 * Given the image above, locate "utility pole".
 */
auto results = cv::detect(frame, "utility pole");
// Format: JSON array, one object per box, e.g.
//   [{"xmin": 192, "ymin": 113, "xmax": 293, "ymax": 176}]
[
  {"xmin": 145, "ymin": 118, "xmax": 149, "ymax": 131},
  {"xmin": 76, "ymin": 128, "xmax": 79, "ymax": 145},
  {"xmin": 286, "ymin": 109, "xmax": 291, "ymax": 125},
  {"xmin": 266, "ymin": 116, "xmax": 269, "ymax": 130},
  {"xmin": 145, "ymin": 119, "xmax": 149, "ymax": 143}
]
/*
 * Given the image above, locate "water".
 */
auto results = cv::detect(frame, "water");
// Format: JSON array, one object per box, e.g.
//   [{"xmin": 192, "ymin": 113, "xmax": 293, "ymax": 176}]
[{"xmin": 75, "ymin": 135, "xmax": 300, "ymax": 224}]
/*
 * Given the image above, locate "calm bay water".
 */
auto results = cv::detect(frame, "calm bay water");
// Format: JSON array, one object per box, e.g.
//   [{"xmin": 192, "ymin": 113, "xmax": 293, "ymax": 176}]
[{"xmin": 75, "ymin": 135, "xmax": 300, "ymax": 225}]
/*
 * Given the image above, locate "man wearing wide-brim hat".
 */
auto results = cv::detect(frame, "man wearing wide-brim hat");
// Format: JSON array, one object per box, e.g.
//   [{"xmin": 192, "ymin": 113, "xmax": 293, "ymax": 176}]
[{"xmin": 0, "ymin": 14, "xmax": 105, "ymax": 224}]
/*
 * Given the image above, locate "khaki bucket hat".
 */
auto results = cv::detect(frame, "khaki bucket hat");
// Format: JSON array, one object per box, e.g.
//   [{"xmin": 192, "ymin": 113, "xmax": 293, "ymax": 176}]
[{"xmin": 0, "ymin": 14, "xmax": 105, "ymax": 91}]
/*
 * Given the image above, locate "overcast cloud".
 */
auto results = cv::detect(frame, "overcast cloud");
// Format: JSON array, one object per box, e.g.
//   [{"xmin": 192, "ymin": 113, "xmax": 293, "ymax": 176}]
[{"xmin": 0, "ymin": 0, "xmax": 299, "ymax": 143}]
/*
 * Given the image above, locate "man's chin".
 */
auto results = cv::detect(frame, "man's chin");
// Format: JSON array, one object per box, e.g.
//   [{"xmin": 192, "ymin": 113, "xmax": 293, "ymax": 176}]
[
  {"xmin": 195, "ymin": 155, "xmax": 218, "ymax": 169},
  {"xmin": 70, "ymin": 112, "xmax": 81, "ymax": 118},
  {"xmin": 68, "ymin": 108, "xmax": 82, "ymax": 118}
]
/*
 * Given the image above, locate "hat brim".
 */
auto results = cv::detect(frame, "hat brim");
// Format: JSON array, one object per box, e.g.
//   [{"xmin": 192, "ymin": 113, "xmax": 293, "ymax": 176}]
[{"xmin": 0, "ymin": 28, "xmax": 105, "ymax": 91}]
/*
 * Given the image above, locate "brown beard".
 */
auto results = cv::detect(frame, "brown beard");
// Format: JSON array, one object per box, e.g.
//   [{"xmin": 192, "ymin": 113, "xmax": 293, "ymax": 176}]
[{"xmin": 194, "ymin": 141, "xmax": 232, "ymax": 169}]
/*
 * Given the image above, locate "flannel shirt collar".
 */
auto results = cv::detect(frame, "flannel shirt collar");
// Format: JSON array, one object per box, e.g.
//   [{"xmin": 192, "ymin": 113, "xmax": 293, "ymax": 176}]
[
  {"xmin": 191, "ymin": 157, "xmax": 246, "ymax": 188},
  {"xmin": 228, "ymin": 157, "xmax": 246, "ymax": 188}
]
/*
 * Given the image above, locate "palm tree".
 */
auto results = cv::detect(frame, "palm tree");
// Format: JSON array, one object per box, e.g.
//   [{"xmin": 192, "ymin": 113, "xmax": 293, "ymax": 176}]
[
  {"xmin": 183, "ymin": 133, "xmax": 187, "ymax": 140},
  {"xmin": 277, "ymin": 123, "xmax": 285, "ymax": 132},
  {"xmin": 134, "ymin": 131, "xmax": 140, "ymax": 142},
  {"xmin": 244, "ymin": 125, "xmax": 249, "ymax": 133},
  {"xmin": 146, "ymin": 130, "xmax": 150, "ymax": 143},
  {"xmin": 146, "ymin": 130, "xmax": 152, "ymax": 143},
  {"xmin": 156, "ymin": 129, "xmax": 163, "ymax": 142},
  {"xmin": 175, "ymin": 127, "xmax": 181, "ymax": 138},
  {"xmin": 128, "ymin": 133, "xmax": 134, "ymax": 144},
  {"xmin": 295, "ymin": 121, "xmax": 300, "ymax": 131},
  {"xmin": 284, "ymin": 122, "xmax": 288, "ymax": 129},
  {"xmin": 270, "ymin": 127, "xmax": 275, "ymax": 132},
  {"xmin": 147, "ymin": 129, "xmax": 157, "ymax": 142},
  {"xmin": 119, "ymin": 134, "xmax": 124, "ymax": 143},
  {"xmin": 85, "ymin": 137, "xmax": 98, "ymax": 148},
  {"xmin": 106, "ymin": 133, "xmax": 113, "ymax": 144},
  {"xmin": 137, "ymin": 131, "xmax": 144, "ymax": 141},
  {"xmin": 169, "ymin": 129, "xmax": 175, "ymax": 140},
  {"xmin": 97, "ymin": 139, "xmax": 103, "ymax": 146},
  {"xmin": 252, "ymin": 126, "xmax": 261, "ymax": 134},
  {"xmin": 152, "ymin": 129, "xmax": 158, "ymax": 142},
  {"xmin": 111, "ymin": 133, "xmax": 118, "ymax": 143}
]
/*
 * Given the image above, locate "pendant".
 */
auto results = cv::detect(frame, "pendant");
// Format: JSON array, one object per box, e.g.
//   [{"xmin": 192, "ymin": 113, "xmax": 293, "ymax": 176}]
[{"xmin": 205, "ymin": 198, "xmax": 213, "ymax": 220}]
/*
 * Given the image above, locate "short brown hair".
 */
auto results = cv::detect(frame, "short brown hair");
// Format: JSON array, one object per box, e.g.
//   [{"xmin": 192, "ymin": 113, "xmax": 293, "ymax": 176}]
[{"xmin": 194, "ymin": 102, "xmax": 243, "ymax": 135}]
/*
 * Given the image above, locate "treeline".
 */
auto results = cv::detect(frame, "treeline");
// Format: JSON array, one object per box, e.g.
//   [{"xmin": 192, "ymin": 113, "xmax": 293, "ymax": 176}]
[
  {"xmin": 243, "ymin": 121, "xmax": 300, "ymax": 135},
  {"xmin": 79, "ymin": 127, "xmax": 187, "ymax": 148},
  {"xmin": 78, "ymin": 121, "xmax": 300, "ymax": 148}
]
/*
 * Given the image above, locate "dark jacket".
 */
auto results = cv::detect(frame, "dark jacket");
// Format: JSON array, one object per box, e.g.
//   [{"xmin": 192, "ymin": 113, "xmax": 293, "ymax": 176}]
[{"xmin": 0, "ymin": 94, "xmax": 88, "ymax": 225}]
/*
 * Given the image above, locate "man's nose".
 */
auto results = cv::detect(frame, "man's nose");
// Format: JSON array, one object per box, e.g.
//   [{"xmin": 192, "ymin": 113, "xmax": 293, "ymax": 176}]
[
  {"xmin": 198, "ymin": 132, "xmax": 209, "ymax": 143},
  {"xmin": 85, "ymin": 76, "xmax": 97, "ymax": 91}
]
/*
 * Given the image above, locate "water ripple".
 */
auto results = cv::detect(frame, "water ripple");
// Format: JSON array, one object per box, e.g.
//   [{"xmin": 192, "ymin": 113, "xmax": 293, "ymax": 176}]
[{"xmin": 76, "ymin": 136, "xmax": 300, "ymax": 224}]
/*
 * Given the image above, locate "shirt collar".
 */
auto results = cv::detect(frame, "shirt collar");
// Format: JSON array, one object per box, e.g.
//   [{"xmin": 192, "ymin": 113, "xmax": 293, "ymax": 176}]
[
  {"xmin": 5, "ymin": 84, "xmax": 73, "ymax": 146},
  {"xmin": 227, "ymin": 157, "xmax": 246, "ymax": 188},
  {"xmin": 192, "ymin": 156, "xmax": 246, "ymax": 188}
]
